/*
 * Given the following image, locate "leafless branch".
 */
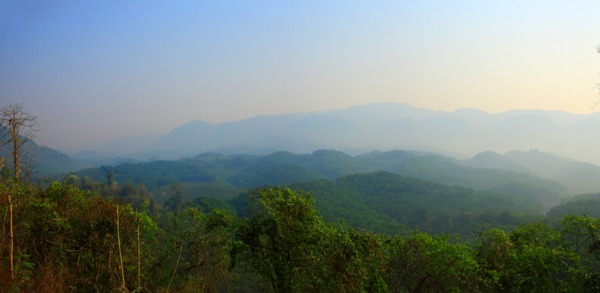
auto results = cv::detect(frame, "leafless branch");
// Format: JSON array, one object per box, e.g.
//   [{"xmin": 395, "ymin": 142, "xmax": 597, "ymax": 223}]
[{"xmin": 0, "ymin": 102, "xmax": 39, "ymax": 179}]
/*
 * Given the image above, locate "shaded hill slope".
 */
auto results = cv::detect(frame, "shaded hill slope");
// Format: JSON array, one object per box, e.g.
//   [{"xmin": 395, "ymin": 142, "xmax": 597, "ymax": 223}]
[
  {"xmin": 391, "ymin": 155, "xmax": 565, "ymax": 194},
  {"xmin": 228, "ymin": 172, "xmax": 543, "ymax": 235},
  {"xmin": 1, "ymin": 140, "xmax": 93, "ymax": 176}
]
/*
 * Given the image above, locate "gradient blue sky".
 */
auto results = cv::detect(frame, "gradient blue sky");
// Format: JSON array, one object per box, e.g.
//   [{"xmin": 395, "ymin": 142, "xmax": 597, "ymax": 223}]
[{"xmin": 1, "ymin": 0, "xmax": 600, "ymax": 149}]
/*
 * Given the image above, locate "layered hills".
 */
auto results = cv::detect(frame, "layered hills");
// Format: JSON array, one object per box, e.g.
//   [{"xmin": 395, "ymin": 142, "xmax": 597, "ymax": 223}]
[
  {"xmin": 6, "ymin": 102, "xmax": 600, "ymax": 199},
  {"xmin": 74, "ymin": 149, "xmax": 570, "ymax": 209},
  {"xmin": 460, "ymin": 150, "xmax": 600, "ymax": 195},
  {"xmin": 227, "ymin": 171, "xmax": 543, "ymax": 235},
  {"xmin": 66, "ymin": 147, "xmax": 600, "ymax": 237},
  {"xmin": 57, "ymin": 103, "xmax": 600, "ymax": 164}
]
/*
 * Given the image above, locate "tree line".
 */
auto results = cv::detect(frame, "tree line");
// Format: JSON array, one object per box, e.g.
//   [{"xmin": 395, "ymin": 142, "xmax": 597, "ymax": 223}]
[{"xmin": 1, "ymin": 180, "xmax": 600, "ymax": 292}]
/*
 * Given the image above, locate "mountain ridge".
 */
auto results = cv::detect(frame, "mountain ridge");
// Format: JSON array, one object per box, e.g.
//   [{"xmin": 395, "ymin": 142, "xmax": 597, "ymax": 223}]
[{"xmin": 56, "ymin": 102, "xmax": 600, "ymax": 164}]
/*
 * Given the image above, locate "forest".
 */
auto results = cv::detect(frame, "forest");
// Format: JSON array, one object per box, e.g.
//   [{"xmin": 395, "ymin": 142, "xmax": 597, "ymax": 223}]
[
  {"xmin": 2, "ymin": 178, "xmax": 600, "ymax": 292},
  {"xmin": 2, "ymin": 105, "xmax": 600, "ymax": 292},
  {"xmin": 2, "ymin": 142, "xmax": 600, "ymax": 292}
]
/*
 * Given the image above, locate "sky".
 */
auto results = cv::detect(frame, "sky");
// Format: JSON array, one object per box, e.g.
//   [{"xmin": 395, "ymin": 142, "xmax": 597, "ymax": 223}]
[{"xmin": 1, "ymin": 0, "xmax": 600, "ymax": 149}]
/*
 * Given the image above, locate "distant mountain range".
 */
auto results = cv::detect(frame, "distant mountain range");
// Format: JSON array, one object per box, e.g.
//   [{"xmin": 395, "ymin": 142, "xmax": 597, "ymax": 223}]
[
  {"xmin": 59, "ymin": 102, "xmax": 600, "ymax": 164},
  {"xmin": 9, "ymin": 102, "xmax": 600, "ymax": 189}
]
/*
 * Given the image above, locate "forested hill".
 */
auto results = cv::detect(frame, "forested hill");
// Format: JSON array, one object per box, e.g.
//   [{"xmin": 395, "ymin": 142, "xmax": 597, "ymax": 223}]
[
  {"xmin": 230, "ymin": 151, "xmax": 567, "ymax": 200},
  {"xmin": 459, "ymin": 150, "xmax": 600, "ymax": 195},
  {"xmin": 393, "ymin": 155, "xmax": 565, "ymax": 193},
  {"xmin": 547, "ymin": 193, "xmax": 600, "ymax": 219},
  {"xmin": 463, "ymin": 150, "xmax": 540, "ymax": 176},
  {"xmin": 228, "ymin": 171, "xmax": 543, "ymax": 236},
  {"xmin": 76, "ymin": 160, "xmax": 216, "ymax": 190},
  {"xmin": 222, "ymin": 150, "xmax": 566, "ymax": 196},
  {"xmin": 0, "ymin": 140, "xmax": 93, "ymax": 175},
  {"xmin": 226, "ymin": 149, "xmax": 374, "ymax": 187},
  {"xmin": 74, "ymin": 149, "xmax": 569, "ymax": 207}
]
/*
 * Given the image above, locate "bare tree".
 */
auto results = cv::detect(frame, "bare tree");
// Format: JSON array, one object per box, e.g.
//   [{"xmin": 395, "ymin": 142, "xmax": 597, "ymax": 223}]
[
  {"xmin": 0, "ymin": 102, "xmax": 39, "ymax": 179},
  {"xmin": 0, "ymin": 102, "xmax": 38, "ymax": 280}
]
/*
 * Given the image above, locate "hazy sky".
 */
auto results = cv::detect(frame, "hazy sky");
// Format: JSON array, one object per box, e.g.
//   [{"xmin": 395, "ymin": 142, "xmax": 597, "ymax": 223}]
[{"xmin": 1, "ymin": 0, "xmax": 600, "ymax": 149}]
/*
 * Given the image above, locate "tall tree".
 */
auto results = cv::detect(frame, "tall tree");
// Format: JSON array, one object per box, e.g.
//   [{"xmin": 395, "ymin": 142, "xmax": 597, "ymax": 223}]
[
  {"xmin": 0, "ymin": 102, "xmax": 38, "ymax": 179},
  {"xmin": 164, "ymin": 181, "xmax": 184, "ymax": 213},
  {"xmin": 0, "ymin": 102, "xmax": 38, "ymax": 280},
  {"xmin": 106, "ymin": 169, "xmax": 114, "ymax": 186}
]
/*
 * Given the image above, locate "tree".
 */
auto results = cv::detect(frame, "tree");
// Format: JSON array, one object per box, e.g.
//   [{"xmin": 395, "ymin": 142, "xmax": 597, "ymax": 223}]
[
  {"xmin": 0, "ymin": 102, "xmax": 38, "ymax": 179},
  {"xmin": 233, "ymin": 186, "xmax": 330, "ymax": 292},
  {"xmin": 476, "ymin": 223, "xmax": 583, "ymax": 292},
  {"xmin": 106, "ymin": 169, "xmax": 114, "ymax": 186},
  {"xmin": 164, "ymin": 181, "xmax": 184, "ymax": 213},
  {"xmin": 497, "ymin": 210, "xmax": 514, "ymax": 225},
  {"xmin": 0, "ymin": 102, "xmax": 38, "ymax": 281}
]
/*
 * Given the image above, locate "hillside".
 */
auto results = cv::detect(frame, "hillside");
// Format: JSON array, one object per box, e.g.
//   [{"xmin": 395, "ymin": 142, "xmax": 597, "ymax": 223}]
[
  {"xmin": 390, "ymin": 155, "xmax": 565, "ymax": 195},
  {"xmin": 228, "ymin": 171, "xmax": 543, "ymax": 236},
  {"xmin": 503, "ymin": 150, "xmax": 598, "ymax": 179},
  {"xmin": 254, "ymin": 150, "xmax": 372, "ymax": 180},
  {"xmin": 547, "ymin": 193, "xmax": 600, "ymax": 219},
  {"xmin": 0, "ymin": 140, "xmax": 93, "ymax": 176},
  {"xmin": 464, "ymin": 149, "xmax": 600, "ymax": 195},
  {"xmin": 76, "ymin": 160, "xmax": 216, "ymax": 190},
  {"xmin": 462, "ymin": 151, "xmax": 539, "ymax": 176},
  {"xmin": 75, "ymin": 149, "xmax": 568, "ymax": 208},
  {"xmin": 227, "ymin": 162, "xmax": 326, "ymax": 188}
]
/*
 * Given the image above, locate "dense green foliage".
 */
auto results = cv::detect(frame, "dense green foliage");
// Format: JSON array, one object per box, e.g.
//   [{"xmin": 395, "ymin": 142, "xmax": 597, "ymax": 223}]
[
  {"xmin": 67, "ymin": 150, "xmax": 575, "ymax": 240},
  {"xmin": 223, "ymin": 150, "xmax": 372, "ymax": 188},
  {"xmin": 76, "ymin": 160, "xmax": 216, "ymax": 190},
  {"xmin": 31, "ymin": 148, "xmax": 600, "ymax": 292},
  {"xmin": 229, "ymin": 186, "xmax": 597, "ymax": 292},
  {"xmin": 0, "ymin": 178, "xmax": 238, "ymax": 292},
  {"xmin": 221, "ymin": 151, "xmax": 568, "ymax": 209},
  {"xmin": 228, "ymin": 172, "xmax": 544, "ymax": 237},
  {"xmin": 182, "ymin": 195, "xmax": 237, "ymax": 214},
  {"xmin": 548, "ymin": 199, "xmax": 600, "ymax": 219},
  {"xmin": 75, "ymin": 150, "xmax": 570, "ymax": 210},
  {"xmin": 153, "ymin": 181, "xmax": 242, "ymax": 204},
  {"xmin": 545, "ymin": 193, "xmax": 600, "ymax": 219},
  {"xmin": 227, "ymin": 162, "xmax": 325, "ymax": 188},
  {"xmin": 282, "ymin": 149, "xmax": 371, "ymax": 180},
  {"xmin": 3, "ymin": 178, "xmax": 600, "ymax": 292}
]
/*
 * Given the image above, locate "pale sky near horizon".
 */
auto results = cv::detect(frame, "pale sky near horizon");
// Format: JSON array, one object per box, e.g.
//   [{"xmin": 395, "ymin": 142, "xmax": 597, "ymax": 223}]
[{"xmin": 1, "ymin": 0, "xmax": 600, "ymax": 149}]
